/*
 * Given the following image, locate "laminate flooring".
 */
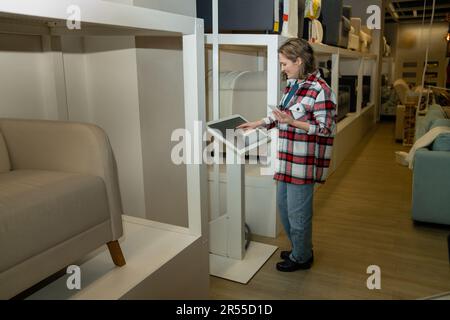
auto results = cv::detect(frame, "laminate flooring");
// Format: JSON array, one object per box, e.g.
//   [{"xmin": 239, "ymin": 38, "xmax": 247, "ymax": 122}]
[{"xmin": 209, "ymin": 121, "xmax": 450, "ymax": 300}]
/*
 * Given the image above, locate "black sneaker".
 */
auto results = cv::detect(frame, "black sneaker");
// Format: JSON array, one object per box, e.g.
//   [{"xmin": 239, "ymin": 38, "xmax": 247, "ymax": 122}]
[
  {"xmin": 280, "ymin": 250, "xmax": 291, "ymax": 260},
  {"xmin": 276, "ymin": 252, "xmax": 314, "ymax": 272},
  {"xmin": 280, "ymin": 250, "xmax": 313, "ymax": 261}
]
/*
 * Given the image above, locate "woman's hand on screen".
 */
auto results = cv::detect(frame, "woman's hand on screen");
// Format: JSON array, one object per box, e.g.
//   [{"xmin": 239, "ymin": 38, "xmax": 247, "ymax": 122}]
[{"xmin": 236, "ymin": 120, "xmax": 262, "ymax": 131}]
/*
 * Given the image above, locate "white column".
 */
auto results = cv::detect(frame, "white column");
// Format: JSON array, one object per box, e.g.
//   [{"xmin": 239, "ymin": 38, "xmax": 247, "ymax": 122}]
[
  {"xmin": 331, "ymin": 53, "xmax": 340, "ymax": 115},
  {"xmin": 183, "ymin": 19, "xmax": 208, "ymax": 238},
  {"xmin": 265, "ymin": 36, "xmax": 282, "ymax": 177},
  {"xmin": 211, "ymin": 0, "xmax": 221, "ymax": 221}
]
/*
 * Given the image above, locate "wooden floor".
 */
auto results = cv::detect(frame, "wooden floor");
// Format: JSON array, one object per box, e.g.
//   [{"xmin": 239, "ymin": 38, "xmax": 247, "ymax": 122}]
[{"xmin": 209, "ymin": 121, "xmax": 450, "ymax": 300}]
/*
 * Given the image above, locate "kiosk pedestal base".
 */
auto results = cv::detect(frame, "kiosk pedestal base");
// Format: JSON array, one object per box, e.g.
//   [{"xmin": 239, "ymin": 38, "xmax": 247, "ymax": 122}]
[{"xmin": 209, "ymin": 241, "xmax": 277, "ymax": 284}]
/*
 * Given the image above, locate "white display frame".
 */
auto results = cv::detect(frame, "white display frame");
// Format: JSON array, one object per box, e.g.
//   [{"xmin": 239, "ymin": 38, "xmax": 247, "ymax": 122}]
[
  {"xmin": 0, "ymin": 0, "xmax": 207, "ymax": 239},
  {"xmin": 0, "ymin": 0, "xmax": 210, "ymax": 298},
  {"xmin": 0, "ymin": 0, "xmax": 196, "ymax": 35}
]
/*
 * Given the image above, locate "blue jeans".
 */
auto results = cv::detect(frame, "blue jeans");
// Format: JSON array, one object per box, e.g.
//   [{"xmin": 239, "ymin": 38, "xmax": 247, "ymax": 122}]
[{"xmin": 277, "ymin": 181, "xmax": 314, "ymax": 263}]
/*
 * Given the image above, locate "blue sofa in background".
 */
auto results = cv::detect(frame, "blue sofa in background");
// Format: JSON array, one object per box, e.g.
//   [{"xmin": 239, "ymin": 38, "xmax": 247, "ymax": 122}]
[{"xmin": 412, "ymin": 104, "xmax": 450, "ymax": 225}]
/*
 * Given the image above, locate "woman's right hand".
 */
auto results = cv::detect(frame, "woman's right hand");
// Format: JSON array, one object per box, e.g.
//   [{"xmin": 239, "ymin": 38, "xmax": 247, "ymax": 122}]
[{"xmin": 236, "ymin": 120, "xmax": 264, "ymax": 131}]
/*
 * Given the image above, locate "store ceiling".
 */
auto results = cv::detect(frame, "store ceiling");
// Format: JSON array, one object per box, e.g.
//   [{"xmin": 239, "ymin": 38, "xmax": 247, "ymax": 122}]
[{"xmin": 385, "ymin": 0, "xmax": 450, "ymax": 23}]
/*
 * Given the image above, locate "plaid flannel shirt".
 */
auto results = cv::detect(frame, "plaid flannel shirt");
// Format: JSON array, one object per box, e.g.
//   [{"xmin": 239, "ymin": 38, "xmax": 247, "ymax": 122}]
[{"xmin": 263, "ymin": 70, "xmax": 337, "ymax": 185}]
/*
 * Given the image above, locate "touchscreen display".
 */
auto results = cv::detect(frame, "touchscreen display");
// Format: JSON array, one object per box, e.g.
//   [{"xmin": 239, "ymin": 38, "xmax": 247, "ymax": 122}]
[
  {"xmin": 207, "ymin": 115, "xmax": 269, "ymax": 153},
  {"xmin": 207, "ymin": 116, "xmax": 247, "ymax": 138}
]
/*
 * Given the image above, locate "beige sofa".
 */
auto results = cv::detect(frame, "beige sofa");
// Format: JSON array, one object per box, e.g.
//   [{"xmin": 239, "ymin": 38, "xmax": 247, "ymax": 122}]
[{"xmin": 0, "ymin": 118, "xmax": 126, "ymax": 299}]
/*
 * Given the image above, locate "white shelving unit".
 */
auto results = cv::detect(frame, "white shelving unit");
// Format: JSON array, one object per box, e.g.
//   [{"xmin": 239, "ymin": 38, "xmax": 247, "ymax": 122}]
[
  {"xmin": 311, "ymin": 42, "xmax": 377, "ymax": 121},
  {"xmin": 206, "ymin": 35, "xmax": 378, "ymax": 239},
  {"xmin": 206, "ymin": 33, "xmax": 285, "ymax": 242},
  {"xmin": 205, "ymin": 32, "xmax": 280, "ymax": 283},
  {"xmin": 0, "ymin": 0, "xmax": 208, "ymax": 299}
]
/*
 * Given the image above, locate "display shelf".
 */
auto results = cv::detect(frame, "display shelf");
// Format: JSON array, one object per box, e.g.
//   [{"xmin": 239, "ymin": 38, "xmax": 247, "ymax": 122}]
[
  {"xmin": 337, "ymin": 103, "xmax": 374, "ymax": 133},
  {"xmin": 0, "ymin": 0, "xmax": 209, "ymax": 299},
  {"xmin": 310, "ymin": 42, "xmax": 338, "ymax": 55},
  {"xmin": 206, "ymin": 33, "xmax": 283, "ymax": 238},
  {"xmin": 209, "ymin": 39, "xmax": 376, "ymax": 61},
  {"xmin": 337, "ymin": 112, "xmax": 358, "ymax": 133},
  {"xmin": 0, "ymin": 0, "xmax": 207, "ymax": 237},
  {"xmin": 361, "ymin": 102, "xmax": 375, "ymax": 115},
  {"xmin": 205, "ymin": 34, "xmax": 377, "ymax": 124},
  {"xmin": 311, "ymin": 42, "xmax": 377, "ymax": 60},
  {"xmin": 340, "ymin": 48, "xmax": 377, "ymax": 60},
  {"xmin": 205, "ymin": 33, "xmax": 286, "ymax": 110},
  {"xmin": 0, "ymin": 0, "xmax": 196, "ymax": 35},
  {"xmin": 27, "ymin": 215, "xmax": 202, "ymax": 299}
]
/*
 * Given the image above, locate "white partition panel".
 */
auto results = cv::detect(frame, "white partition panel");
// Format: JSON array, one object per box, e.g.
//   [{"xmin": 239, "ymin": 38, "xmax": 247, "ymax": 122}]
[
  {"xmin": 82, "ymin": 36, "xmax": 147, "ymax": 218},
  {"xmin": 0, "ymin": 33, "xmax": 46, "ymax": 119}
]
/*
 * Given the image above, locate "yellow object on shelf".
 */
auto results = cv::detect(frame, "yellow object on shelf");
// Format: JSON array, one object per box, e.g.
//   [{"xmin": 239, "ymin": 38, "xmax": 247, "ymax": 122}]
[
  {"xmin": 304, "ymin": 0, "xmax": 321, "ymax": 19},
  {"xmin": 273, "ymin": 21, "xmax": 279, "ymax": 33}
]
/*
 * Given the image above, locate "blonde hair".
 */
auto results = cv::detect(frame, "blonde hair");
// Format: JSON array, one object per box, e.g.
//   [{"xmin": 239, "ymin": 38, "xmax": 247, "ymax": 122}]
[{"xmin": 278, "ymin": 38, "xmax": 316, "ymax": 79}]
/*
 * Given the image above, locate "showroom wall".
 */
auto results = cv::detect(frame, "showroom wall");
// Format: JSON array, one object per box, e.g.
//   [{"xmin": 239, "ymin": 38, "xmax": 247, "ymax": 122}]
[
  {"xmin": 66, "ymin": 34, "xmax": 191, "ymax": 226},
  {"xmin": 135, "ymin": 36, "xmax": 189, "ymax": 226},
  {"xmin": 392, "ymin": 22, "xmax": 448, "ymax": 87},
  {"xmin": 74, "ymin": 36, "xmax": 147, "ymax": 220},
  {"xmin": 0, "ymin": 33, "xmax": 47, "ymax": 119},
  {"xmin": 107, "ymin": 0, "xmax": 195, "ymax": 226}
]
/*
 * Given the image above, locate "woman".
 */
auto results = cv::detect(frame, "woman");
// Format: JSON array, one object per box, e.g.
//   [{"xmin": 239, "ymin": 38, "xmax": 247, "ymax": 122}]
[{"xmin": 237, "ymin": 38, "xmax": 337, "ymax": 272}]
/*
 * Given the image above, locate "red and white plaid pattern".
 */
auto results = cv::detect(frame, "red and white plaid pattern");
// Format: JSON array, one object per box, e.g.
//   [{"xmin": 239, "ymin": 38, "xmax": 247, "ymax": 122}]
[{"xmin": 263, "ymin": 70, "xmax": 337, "ymax": 184}]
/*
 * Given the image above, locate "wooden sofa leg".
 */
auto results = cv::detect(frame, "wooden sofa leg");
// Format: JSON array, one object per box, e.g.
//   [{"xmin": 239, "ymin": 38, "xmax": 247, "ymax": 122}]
[{"xmin": 107, "ymin": 240, "xmax": 126, "ymax": 267}]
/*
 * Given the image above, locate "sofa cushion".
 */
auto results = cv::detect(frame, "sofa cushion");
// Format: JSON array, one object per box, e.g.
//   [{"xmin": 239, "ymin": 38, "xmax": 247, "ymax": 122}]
[
  {"xmin": 429, "ymin": 119, "xmax": 450, "ymax": 151},
  {"xmin": 431, "ymin": 133, "xmax": 450, "ymax": 151},
  {"xmin": 0, "ymin": 170, "xmax": 110, "ymax": 272},
  {"xmin": 0, "ymin": 132, "xmax": 11, "ymax": 173},
  {"xmin": 415, "ymin": 104, "xmax": 446, "ymax": 140},
  {"xmin": 430, "ymin": 118, "xmax": 450, "ymax": 130}
]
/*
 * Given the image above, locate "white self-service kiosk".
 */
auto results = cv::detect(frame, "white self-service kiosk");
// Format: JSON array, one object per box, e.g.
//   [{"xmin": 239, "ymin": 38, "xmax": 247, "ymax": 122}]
[{"xmin": 207, "ymin": 115, "xmax": 277, "ymax": 283}]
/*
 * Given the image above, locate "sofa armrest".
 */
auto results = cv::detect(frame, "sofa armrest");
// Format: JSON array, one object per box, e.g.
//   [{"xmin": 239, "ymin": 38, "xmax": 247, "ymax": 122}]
[
  {"xmin": 0, "ymin": 118, "xmax": 123, "ymax": 239},
  {"xmin": 412, "ymin": 148, "xmax": 450, "ymax": 224}
]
